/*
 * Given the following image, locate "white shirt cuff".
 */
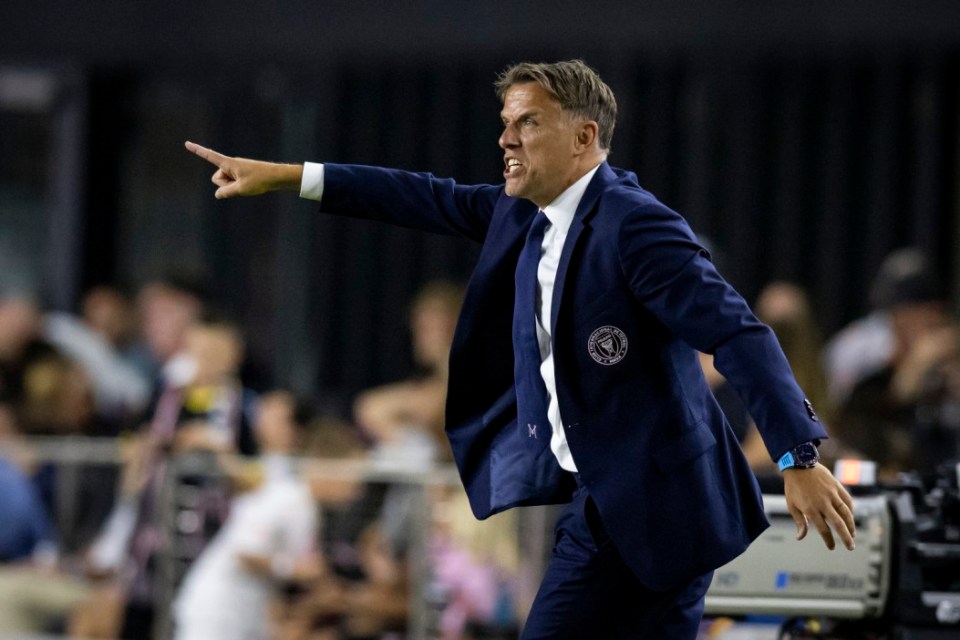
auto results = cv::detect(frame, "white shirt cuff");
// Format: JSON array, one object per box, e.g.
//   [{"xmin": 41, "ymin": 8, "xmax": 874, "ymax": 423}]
[{"xmin": 299, "ymin": 162, "xmax": 325, "ymax": 201}]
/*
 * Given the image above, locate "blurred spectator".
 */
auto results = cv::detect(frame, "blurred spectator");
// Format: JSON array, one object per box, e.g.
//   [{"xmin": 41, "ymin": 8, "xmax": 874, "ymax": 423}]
[
  {"xmin": 18, "ymin": 351, "xmax": 98, "ymax": 436},
  {"xmin": 44, "ymin": 285, "xmax": 151, "ymax": 423},
  {"xmin": 173, "ymin": 390, "xmax": 320, "ymax": 640},
  {"xmin": 0, "ymin": 401, "xmax": 56, "ymax": 564},
  {"xmin": 0, "ymin": 291, "xmax": 59, "ymax": 404},
  {"xmin": 740, "ymin": 282, "xmax": 843, "ymax": 472},
  {"xmin": 0, "ymin": 399, "xmax": 34, "ymax": 471},
  {"xmin": 755, "ymin": 282, "xmax": 832, "ymax": 420},
  {"xmin": 304, "ymin": 418, "xmax": 371, "ymax": 551},
  {"xmin": 85, "ymin": 310, "xmax": 257, "ymax": 639},
  {"xmin": 304, "ymin": 416, "xmax": 369, "ymax": 462},
  {"xmin": 280, "ymin": 523, "xmax": 408, "ymax": 640},
  {"xmin": 273, "ymin": 418, "xmax": 375, "ymax": 640},
  {"xmin": 354, "ymin": 280, "xmax": 463, "ymax": 465},
  {"xmin": 350, "ymin": 282, "xmax": 463, "ymax": 599},
  {"xmin": 837, "ymin": 249, "xmax": 957, "ymax": 477},
  {"xmin": 165, "ymin": 309, "xmax": 257, "ymax": 455},
  {"xmin": 428, "ymin": 486, "xmax": 521, "ymax": 640},
  {"xmin": 340, "ymin": 524, "xmax": 409, "ymax": 639},
  {"xmin": 0, "ymin": 401, "xmax": 92, "ymax": 637},
  {"xmin": 126, "ymin": 274, "xmax": 205, "ymax": 386},
  {"xmin": 891, "ymin": 321, "xmax": 960, "ymax": 472},
  {"xmin": 292, "ymin": 274, "xmax": 472, "ymax": 640},
  {"xmin": 16, "ymin": 351, "xmax": 120, "ymax": 553},
  {"xmin": 82, "ymin": 285, "xmax": 139, "ymax": 350},
  {"xmin": 348, "ymin": 281, "xmax": 460, "ymax": 558},
  {"xmin": 824, "ymin": 313, "xmax": 893, "ymax": 406},
  {"xmin": 280, "ymin": 383, "xmax": 453, "ymax": 640},
  {"xmin": 822, "ymin": 249, "xmax": 934, "ymax": 405}
]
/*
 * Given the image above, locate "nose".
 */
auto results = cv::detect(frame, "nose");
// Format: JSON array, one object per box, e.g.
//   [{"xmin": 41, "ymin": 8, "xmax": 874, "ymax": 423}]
[{"xmin": 499, "ymin": 123, "xmax": 518, "ymax": 150}]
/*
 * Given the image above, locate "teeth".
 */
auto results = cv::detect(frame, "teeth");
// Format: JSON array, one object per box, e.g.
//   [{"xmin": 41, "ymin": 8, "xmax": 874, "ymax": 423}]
[{"xmin": 507, "ymin": 159, "xmax": 520, "ymax": 167}]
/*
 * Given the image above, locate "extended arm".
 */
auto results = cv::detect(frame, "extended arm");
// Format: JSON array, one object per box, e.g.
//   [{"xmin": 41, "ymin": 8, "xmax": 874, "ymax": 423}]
[{"xmin": 185, "ymin": 142, "xmax": 500, "ymax": 242}]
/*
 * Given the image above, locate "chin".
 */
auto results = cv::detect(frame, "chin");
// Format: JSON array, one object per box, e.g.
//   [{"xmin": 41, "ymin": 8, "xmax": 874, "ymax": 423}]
[{"xmin": 504, "ymin": 183, "xmax": 526, "ymax": 200}]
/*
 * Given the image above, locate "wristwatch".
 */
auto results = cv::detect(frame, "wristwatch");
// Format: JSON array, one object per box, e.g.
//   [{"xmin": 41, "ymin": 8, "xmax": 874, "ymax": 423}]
[{"xmin": 778, "ymin": 441, "xmax": 820, "ymax": 472}]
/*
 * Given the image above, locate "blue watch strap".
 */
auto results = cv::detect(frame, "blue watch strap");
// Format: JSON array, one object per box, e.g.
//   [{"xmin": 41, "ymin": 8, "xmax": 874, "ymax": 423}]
[{"xmin": 777, "ymin": 451, "xmax": 796, "ymax": 472}]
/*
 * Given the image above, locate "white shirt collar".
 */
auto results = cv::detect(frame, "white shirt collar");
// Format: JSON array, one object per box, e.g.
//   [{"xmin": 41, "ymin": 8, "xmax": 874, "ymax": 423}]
[{"xmin": 540, "ymin": 163, "xmax": 602, "ymax": 232}]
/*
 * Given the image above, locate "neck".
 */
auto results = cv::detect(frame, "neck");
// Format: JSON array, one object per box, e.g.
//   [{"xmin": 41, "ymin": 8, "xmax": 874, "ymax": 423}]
[{"xmin": 537, "ymin": 154, "xmax": 605, "ymax": 208}]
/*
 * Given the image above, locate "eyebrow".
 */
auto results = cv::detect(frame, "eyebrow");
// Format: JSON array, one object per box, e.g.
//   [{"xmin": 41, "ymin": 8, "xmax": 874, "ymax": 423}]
[{"xmin": 501, "ymin": 109, "xmax": 540, "ymax": 124}]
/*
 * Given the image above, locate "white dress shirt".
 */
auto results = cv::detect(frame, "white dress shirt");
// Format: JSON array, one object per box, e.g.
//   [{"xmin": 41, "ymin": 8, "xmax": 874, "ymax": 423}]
[
  {"xmin": 300, "ymin": 163, "xmax": 602, "ymax": 472},
  {"xmin": 534, "ymin": 165, "xmax": 601, "ymax": 472}
]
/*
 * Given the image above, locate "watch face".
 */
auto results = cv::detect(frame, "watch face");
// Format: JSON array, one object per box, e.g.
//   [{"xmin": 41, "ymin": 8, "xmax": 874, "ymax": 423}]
[{"xmin": 793, "ymin": 443, "xmax": 819, "ymax": 465}]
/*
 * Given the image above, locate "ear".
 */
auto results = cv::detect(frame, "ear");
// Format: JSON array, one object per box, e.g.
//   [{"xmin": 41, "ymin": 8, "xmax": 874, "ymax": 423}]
[{"xmin": 574, "ymin": 120, "xmax": 599, "ymax": 154}]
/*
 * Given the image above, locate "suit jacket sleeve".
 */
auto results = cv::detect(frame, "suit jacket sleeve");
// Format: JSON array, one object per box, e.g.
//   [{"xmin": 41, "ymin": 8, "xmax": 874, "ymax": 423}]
[
  {"xmin": 617, "ymin": 202, "xmax": 828, "ymax": 461},
  {"xmin": 319, "ymin": 163, "xmax": 500, "ymax": 243}
]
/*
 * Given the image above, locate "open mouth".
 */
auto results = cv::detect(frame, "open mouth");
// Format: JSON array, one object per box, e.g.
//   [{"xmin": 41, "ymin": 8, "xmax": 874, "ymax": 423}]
[{"xmin": 505, "ymin": 158, "xmax": 522, "ymax": 176}]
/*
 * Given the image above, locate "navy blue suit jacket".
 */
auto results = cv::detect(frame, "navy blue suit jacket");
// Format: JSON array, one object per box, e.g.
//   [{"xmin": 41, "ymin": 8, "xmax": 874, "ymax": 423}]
[{"xmin": 320, "ymin": 161, "xmax": 828, "ymax": 590}]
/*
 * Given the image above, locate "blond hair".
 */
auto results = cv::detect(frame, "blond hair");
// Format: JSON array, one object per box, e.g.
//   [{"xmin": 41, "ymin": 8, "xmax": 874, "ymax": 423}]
[{"xmin": 495, "ymin": 59, "xmax": 618, "ymax": 151}]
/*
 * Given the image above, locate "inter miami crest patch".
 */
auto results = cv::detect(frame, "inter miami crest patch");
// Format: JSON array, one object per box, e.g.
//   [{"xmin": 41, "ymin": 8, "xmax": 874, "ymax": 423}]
[{"xmin": 588, "ymin": 325, "xmax": 628, "ymax": 365}]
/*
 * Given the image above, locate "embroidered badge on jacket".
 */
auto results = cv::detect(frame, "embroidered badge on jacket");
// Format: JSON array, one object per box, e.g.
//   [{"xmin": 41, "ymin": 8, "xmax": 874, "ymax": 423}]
[{"xmin": 588, "ymin": 325, "xmax": 628, "ymax": 365}]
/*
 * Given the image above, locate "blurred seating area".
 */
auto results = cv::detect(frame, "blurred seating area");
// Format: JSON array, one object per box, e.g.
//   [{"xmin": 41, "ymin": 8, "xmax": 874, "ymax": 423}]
[
  {"xmin": 0, "ymin": 279, "xmax": 545, "ymax": 640},
  {"xmin": 0, "ymin": 245, "xmax": 957, "ymax": 638}
]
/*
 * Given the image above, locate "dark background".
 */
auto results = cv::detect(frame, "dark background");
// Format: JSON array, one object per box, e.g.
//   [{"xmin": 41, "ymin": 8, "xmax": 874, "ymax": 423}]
[{"xmin": 1, "ymin": 1, "xmax": 958, "ymax": 403}]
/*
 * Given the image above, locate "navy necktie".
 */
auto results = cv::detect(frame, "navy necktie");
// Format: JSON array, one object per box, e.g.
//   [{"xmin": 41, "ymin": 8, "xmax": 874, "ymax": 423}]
[{"xmin": 513, "ymin": 210, "xmax": 551, "ymax": 446}]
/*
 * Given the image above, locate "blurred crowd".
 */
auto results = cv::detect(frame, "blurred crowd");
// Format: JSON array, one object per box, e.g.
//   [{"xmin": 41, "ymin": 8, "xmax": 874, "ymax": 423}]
[
  {"xmin": 0, "ymin": 276, "xmax": 522, "ymax": 640},
  {"xmin": 1, "ymin": 246, "xmax": 958, "ymax": 639}
]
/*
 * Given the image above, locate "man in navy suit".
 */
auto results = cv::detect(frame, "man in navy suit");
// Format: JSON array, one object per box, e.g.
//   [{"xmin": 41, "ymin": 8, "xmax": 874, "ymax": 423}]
[{"xmin": 186, "ymin": 59, "xmax": 856, "ymax": 638}]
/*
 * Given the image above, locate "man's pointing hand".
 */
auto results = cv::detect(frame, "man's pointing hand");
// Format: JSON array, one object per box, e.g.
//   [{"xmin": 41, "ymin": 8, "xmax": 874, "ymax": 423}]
[{"xmin": 184, "ymin": 141, "xmax": 303, "ymax": 199}]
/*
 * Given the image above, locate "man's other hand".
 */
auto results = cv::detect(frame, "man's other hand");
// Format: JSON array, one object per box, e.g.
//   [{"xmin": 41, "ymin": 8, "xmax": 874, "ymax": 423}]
[
  {"xmin": 184, "ymin": 141, "xmax": 303, "ymax": 199},
  {"xmin": 783, "ymin": 463, "xmax": 856, "ymax": 551}
]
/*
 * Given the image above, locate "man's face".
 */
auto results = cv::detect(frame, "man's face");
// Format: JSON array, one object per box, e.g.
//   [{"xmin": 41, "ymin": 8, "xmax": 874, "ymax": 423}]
[
  {"xmin": 138, "ymin": 284, "xmax": 201, "ymax": 362},
  {"xmin": 499, "ymin": 82, "xmax": 582, "ymax": 208}
]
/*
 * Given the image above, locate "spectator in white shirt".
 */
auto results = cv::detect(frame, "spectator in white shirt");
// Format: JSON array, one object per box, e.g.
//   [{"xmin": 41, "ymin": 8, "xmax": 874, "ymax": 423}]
[{"xmin": 173, "ymin": 390, "xmax": 321, "ymax": 640}]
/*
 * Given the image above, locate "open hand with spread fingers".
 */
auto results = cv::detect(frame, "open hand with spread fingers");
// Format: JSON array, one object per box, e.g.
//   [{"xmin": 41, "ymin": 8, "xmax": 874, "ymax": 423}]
[{"xmin": 184, "ymin": 141, "xmax": 303, "ymax": 199}]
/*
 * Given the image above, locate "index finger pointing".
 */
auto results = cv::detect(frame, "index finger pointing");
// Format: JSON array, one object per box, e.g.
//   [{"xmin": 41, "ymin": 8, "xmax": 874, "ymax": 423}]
[{"xmin": 185, "ymin": 141, "xmax": 228, "ymax": 167}]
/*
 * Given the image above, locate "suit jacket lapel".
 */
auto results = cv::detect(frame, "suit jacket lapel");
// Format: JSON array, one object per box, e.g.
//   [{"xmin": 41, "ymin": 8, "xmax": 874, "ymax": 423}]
[{"xmin": 550, "ymin": 162, "xmax": 614, "ymax": 333}]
